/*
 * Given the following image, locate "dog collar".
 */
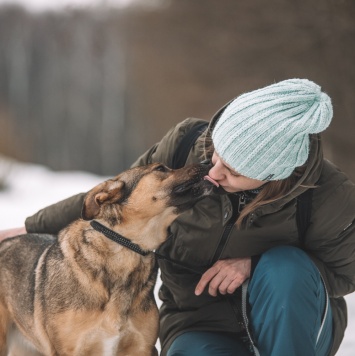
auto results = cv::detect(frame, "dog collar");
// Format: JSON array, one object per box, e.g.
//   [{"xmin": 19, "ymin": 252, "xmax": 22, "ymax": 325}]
[
  {"xmin": 90, "ymin": 220, "xmax": 150, "ymax": 256},
  {"xmin": 90, "ymin": 220, "xmax": 206, "ymax": 275}
]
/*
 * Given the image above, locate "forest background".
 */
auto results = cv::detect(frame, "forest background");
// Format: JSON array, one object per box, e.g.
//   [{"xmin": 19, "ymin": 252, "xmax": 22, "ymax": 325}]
[
  {"xmin": 0, "ymin": 1, "xmax": 354, "ymax": 355},
  {"xmin": 0, "ymin": 0, "xmax": 354, "ymax": 179}
]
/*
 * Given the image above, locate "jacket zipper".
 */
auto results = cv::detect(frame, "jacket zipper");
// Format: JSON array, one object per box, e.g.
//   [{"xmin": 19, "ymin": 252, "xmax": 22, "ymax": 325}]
[
  {"xmin": 212, "ymin": 193, "xmax": 260, "ymax": 355},
  {"xmin": 238, "ymin": 192, "xmax": 247, "ymax": 213},
  {"xmin": 210, "ymin": 193, "xmax": 242, "ymax": 264}
]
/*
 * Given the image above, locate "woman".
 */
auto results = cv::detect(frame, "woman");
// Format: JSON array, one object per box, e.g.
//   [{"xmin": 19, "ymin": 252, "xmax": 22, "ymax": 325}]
[{"xmin": 1, "ymin": 79, "xmax": 354, "ymax": 355}]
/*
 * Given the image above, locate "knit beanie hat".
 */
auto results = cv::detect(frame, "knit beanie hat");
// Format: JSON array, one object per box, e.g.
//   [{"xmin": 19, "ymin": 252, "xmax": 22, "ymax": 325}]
[{"xmin": 212, "ymin": 79, "xmax": 333, "ymax": 181}]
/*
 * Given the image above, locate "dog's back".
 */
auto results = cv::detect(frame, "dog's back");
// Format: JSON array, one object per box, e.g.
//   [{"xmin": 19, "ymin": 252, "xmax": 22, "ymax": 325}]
[
  {"xmin": 0, "ymin": 234, "xmax": 55, "ymax": 355},
  {"xmin": 1, "ymin": 230, "xmax": 159, "ymax": 356},
  {"xmin": 0, "ymin": 234, "xmax": 56, "ymax": 320}
]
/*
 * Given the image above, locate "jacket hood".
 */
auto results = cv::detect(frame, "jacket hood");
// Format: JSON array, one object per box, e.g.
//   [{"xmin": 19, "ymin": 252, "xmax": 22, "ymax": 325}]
[{"xmin": 204, "ymin": 100, "xmax": 324, "ymax": 208}]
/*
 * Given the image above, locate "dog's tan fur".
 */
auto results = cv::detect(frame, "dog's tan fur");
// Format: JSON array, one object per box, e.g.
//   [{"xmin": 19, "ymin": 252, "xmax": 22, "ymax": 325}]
[{"xmin": 0, "ymin": 163, "xmax": 211, "ymax": 356}]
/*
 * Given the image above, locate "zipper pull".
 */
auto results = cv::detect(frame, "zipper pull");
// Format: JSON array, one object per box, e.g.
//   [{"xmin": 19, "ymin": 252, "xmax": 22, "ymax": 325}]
[{"xmin": 238, "ymin": 193, "xmax": 247, "ymax": 213}]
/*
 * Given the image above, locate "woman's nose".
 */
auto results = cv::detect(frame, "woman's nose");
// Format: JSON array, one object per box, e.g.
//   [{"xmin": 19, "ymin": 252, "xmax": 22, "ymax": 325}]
[{"xmin": 209, "ymin": 163, "xmax": 224, "ymax": 180}]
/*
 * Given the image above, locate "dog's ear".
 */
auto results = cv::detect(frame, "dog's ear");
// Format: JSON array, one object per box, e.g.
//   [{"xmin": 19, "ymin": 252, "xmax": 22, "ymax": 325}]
[{"xmin": 82, "ymin": 180, "xmax": 125, "ymax": 220}]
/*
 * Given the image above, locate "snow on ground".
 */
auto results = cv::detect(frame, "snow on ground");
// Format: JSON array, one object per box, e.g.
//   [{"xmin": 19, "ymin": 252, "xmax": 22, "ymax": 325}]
[
  {"xmin": 0, "ymin": 156, "xmax": 354, "ymax": 354},
  {"xmin": 0, "ymin": 0, "xmax": 160, "ymax": 13}
]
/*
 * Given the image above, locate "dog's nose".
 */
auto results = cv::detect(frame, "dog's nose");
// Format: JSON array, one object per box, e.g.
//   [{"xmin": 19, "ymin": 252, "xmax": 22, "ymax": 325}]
[
  {"xmin": 200, "ymin": 159, "xmax": 211, "ymax": 166},
  {"xmin": 200, "ymin": 159, "xmax": 212, "ymax": 172}
]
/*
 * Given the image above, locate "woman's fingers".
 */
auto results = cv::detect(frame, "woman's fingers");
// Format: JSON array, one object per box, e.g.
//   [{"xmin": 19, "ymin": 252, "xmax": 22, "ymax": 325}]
[
  {"xmin": 195, "ymin": 258, "xmax": 251, "ymax": 297},
  {"xmin": 195, "ymin": 264, "xmax": 221, "ymax": 296}
]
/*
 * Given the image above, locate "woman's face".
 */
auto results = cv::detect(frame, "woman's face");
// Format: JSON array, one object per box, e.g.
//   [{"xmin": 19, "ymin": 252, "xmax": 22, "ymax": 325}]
[{"xmin": 209, "ymin": 151, "xmax": 266, "ymax": 193}]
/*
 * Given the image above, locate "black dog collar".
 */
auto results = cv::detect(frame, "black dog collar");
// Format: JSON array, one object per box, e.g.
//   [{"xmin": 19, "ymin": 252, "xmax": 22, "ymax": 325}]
[
  {"xmin": 90, "ymin": 220, "xmax": 150, "ymax": 256},
  {"xmin": 90, "ymin": 220, "xmax": 205, "ymax": 275}
]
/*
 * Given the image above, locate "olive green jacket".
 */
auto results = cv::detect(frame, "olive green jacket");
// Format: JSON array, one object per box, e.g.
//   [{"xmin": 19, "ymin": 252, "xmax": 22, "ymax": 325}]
[{"xmin": 26, "ymin": 117, "xmax": 355, "ymax": 356}]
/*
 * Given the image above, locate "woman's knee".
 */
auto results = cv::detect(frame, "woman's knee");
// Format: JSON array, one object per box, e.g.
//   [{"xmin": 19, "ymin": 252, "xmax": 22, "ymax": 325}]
[
  {"xmin": 261, "ymin": 245, "xmax": 310, "ymax": 265},
  {"xmin": 250, "ymin": 245, "xmax": 321, "ymax": 296},
  {"xmin": 247, "ymin": 246, "xmax": 332, "ymax": 356},
  {"xmin": 258, "ymin": 245, "xmax": 316, "ymax": 277}
]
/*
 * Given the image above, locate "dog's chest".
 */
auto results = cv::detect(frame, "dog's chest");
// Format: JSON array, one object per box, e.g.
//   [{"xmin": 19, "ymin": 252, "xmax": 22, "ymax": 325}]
[{"xmin": 102, "ymin": 334, "xmax": 122, "ymax": 355}]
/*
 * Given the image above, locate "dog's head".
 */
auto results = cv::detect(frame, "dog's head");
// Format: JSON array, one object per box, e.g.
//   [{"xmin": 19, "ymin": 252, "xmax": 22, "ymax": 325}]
[{"xmin": 82, "ymin": 163, "xmax": 213, "ymax": 250}]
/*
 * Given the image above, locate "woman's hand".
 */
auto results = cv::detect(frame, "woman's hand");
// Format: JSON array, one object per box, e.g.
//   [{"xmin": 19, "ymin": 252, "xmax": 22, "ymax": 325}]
[
  {"xmin": 0, "ymin": 226, "xmax": 27, "ymax": 243},
  {"xmin": 195, "ymin": 257, "xmax": 251, "ymax": 297}
]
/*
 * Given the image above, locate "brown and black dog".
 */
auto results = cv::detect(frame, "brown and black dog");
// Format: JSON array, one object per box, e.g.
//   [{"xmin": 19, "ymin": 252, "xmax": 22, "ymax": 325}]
[{"xmin": 0, "ymin": 163, "xmax": 212, "ymax": 356}]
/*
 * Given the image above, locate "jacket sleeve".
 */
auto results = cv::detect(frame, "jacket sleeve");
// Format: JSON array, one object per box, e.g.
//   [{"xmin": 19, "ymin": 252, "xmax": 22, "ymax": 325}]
[
  {"xmin": 25, "ymin": 193, "xmax": 86, "ymax": 234},
  {"xmin": 25, "ymin": 118, "xmax": 203, "ymax": 234},
  {"xmin": 306, "ymin": 176, "xmax": 355, "ymax": 298},
  {"xmin": 130, "ymin": 118, "xmax": 206, "ymax": 168}
]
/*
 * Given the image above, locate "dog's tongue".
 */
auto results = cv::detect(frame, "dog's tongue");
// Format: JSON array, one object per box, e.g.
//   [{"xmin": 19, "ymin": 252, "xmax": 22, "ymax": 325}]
[{"xmin": 204, "ymin": 175, "xmax": 220, "ymax": 187}]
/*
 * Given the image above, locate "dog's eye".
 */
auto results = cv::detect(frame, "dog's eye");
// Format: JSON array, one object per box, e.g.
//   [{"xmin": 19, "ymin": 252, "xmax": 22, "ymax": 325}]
[{"xmin": 155, "ymin": 165, "xmax": 167, "ymax": 172}]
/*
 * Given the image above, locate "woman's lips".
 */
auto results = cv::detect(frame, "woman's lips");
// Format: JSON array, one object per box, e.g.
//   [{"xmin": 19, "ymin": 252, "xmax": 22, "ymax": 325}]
[{"xmin": 203, "ymin": 175, "xmax": 220, "ymax": 187}]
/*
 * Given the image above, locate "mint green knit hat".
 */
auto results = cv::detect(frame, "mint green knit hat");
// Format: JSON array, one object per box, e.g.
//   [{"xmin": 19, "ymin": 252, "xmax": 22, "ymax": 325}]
[{"xmin": 212, "ymin": 79, "xmax": 333, "ymax": 181}]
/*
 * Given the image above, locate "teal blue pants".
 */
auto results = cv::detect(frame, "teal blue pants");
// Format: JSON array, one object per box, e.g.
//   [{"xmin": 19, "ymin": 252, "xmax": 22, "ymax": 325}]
[{"xmin": 167, "ymin": 246, "xmax": 333, "ymax": 356}]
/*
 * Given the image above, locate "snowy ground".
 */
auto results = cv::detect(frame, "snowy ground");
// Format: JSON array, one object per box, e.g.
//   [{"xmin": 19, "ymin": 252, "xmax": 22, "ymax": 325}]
[
  {"xmin": 0, "ymin": 156, "xmax": 354, "ymax": 354},
  {"xmin": 0, "ymin": 0, "xmax": 154, "ymax": 13}
]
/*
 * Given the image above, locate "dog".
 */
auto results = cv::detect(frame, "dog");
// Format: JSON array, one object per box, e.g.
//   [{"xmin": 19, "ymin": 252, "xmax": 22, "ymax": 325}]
[{"xmin": 0, "ymin": 162, "xmax": 212, "ymax": 356}]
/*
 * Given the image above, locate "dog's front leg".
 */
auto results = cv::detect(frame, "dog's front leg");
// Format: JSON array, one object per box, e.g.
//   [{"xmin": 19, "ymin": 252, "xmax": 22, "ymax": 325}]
[{"xmin": 116, "ymin": 307, "xmax": 159, "ymax": 356}]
